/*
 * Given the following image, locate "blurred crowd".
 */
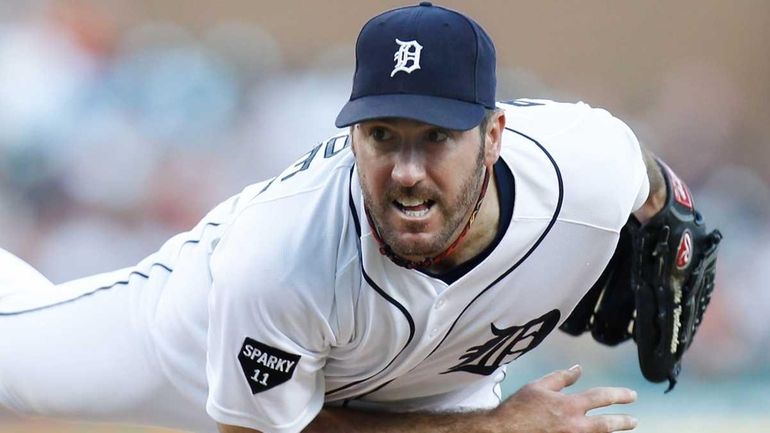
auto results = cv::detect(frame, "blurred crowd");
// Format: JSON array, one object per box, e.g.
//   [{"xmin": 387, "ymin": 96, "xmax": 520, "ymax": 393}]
[
  {"xmin": 0, "ymin": 1, "xmax": 768, "ymax": 386},
  {"xmin": 0, "ymin": 1, "xmax": 352, "ymax": 279}
]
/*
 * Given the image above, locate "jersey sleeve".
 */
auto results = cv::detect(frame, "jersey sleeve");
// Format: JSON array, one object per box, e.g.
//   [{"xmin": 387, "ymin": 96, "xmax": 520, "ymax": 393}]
[
  {"xmin": 545, "ymin": 103, "xmax": 650, "ymax": 232},
  {"xmin": 434, "ymin": 366, "xmax": 507, "ymax": 412},
  {"xmin": 205, "ymin": 204, "xmax": 333, "ymax": 433},
  {"xmin": 597, "ymin": 108, "xmax": 650, "ymax": 222},
  {"xmin": 615, "ymin": 117, "xmax": 650, "ymax": 214}
]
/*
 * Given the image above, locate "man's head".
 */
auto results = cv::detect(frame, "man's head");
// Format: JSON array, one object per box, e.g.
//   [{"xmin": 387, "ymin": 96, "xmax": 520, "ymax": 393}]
[
  {"xmin": 351, "ymin": 108, "xmax": 504, "ymax": 263},
  {"xmin": 339, "ymin": 3, "xmax": 504, "ymax": 265}
]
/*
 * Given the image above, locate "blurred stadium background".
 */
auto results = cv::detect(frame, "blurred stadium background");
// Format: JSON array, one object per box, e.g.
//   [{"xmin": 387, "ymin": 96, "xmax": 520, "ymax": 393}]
[{"xmin": 0, "ymin": 0, "xmax": 768, "ymax": 432}]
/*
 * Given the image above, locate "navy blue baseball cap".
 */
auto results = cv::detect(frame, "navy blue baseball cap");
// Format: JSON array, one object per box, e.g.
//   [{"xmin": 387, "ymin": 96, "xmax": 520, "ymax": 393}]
[{"xmin": 335, "ymin": 2, "xmax": 496, "ymax": 131}]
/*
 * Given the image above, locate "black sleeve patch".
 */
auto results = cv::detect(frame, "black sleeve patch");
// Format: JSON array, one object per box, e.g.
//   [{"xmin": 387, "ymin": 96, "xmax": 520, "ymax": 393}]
[{"xmin": 238, "ymin": 337, "xmax": 302, "ymax": 394}]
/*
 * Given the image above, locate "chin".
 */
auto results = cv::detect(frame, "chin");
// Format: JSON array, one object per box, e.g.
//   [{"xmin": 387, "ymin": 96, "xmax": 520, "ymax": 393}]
[{"xmin": 387, "ymin": 234, "xmax": 443, "ymax": 259}]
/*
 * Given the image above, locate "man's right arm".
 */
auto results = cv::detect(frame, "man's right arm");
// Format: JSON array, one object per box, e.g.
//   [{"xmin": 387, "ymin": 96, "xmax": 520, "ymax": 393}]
[
  {"xmin": 218, "ymin": 365, "xmax": 638, "ymax": 433},
  {"xmin": 219, "ymin": 425, "xmax": 262, "ymax": 433}
]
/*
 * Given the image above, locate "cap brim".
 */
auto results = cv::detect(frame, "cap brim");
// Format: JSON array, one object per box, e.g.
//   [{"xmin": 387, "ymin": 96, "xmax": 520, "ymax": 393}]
[{"xmin": 335, "ymin": 94, "xmax": 486, "ymax": 131}]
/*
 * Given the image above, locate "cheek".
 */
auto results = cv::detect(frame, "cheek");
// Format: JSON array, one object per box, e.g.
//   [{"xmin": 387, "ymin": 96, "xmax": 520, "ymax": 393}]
[
  {"xmin": 428, "ymin": 156, "xmax": 473, "ymax": 190},
  {"xmin": 359, "ymin": 162, "xmax": 390, "ymax": 197}
]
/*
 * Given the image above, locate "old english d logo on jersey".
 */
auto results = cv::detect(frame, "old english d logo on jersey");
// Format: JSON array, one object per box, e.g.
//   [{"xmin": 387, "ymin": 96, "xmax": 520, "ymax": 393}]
[
  {"xmin": 238, "ymin": 337, "xmax": 301, "ymax": 394},
  {"xmin": 391, "ymin": 39, "xmax": 423, "ymax": 77},
  {"xmin": 443, "ymin": 310, "xmax": 561, "ymax": 376}
]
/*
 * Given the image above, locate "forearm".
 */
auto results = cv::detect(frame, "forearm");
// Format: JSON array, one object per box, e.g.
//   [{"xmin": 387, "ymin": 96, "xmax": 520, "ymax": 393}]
[
  {"xmin": 218, "ymin": 407, "xmax": 495, "ymax": 433},
  {"xmin": 220, "ymin": 367, "xmax": 637, "ymax": 433},
  {"xmin": 304, "ymin": 407, "xmax": 495, "ymax": 433},
  {"xmin": 633, "ymin": 147, "xmax": 667, "ymax": 224}
]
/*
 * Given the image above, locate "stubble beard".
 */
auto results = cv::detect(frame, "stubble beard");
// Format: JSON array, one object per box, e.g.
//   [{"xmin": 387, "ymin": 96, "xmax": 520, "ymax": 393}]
[{"xmin": 360, "ymin": 143, "xmax": 486, "ymax": 260}]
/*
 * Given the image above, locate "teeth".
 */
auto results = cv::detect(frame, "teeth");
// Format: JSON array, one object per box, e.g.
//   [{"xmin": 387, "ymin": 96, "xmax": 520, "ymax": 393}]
[
  {"xmin": 397, "ymin": 198, "xmax": 428, "ymax": 207},
  {"xmin": 402, "ymin": 208, "xmax": 430, "ymax": 217}
]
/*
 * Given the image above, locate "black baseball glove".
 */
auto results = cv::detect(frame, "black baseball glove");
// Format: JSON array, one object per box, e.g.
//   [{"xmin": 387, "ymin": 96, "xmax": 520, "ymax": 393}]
[{"xmin": 560, "ymin": 161, "xmax": 722, "ymax": 392}]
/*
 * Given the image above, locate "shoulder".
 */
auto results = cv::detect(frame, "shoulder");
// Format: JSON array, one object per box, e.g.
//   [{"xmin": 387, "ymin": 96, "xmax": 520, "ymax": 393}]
[
  {"xmin": 499, "ymin": 99, "xmax": 647, "ymax": 232},
  {"xmin": 498, "ymin": 98, "xmax": 633, "ymax": 142},
  {"xmin": 208, "ymin": 132, "xmax": 359, "ymax": 337},
  {"xmin": 250, "ymin": 131, "xmax": 355, "ymax": 202}
]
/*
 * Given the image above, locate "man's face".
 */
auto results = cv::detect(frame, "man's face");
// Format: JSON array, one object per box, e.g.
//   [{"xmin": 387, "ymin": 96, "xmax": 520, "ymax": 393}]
[{"xmin": 352, "ymin": 118, "xmax": 496, "ymax": 262}]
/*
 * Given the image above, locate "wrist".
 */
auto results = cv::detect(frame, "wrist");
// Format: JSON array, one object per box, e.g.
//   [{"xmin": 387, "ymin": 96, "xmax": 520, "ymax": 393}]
[
  {"xmin": 633, "ymin": 184, "xmax": 666, "ymax": 224},
  {"xmin": 634, "ymin": 152, "xmax": 668, "ymax": 224}
]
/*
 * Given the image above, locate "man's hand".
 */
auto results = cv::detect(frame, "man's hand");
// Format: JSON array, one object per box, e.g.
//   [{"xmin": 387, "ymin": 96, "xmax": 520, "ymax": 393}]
[
  {"xmin": 307, "ymin": 365, "xmax": 636, "ymax": 433},
  {"xmin": 490, "ymin": 365, "xmax": 638, "ymax": 433},
  {"xmin": 221, "ymin": 366, "xmax": 637, "ymax": 433}
]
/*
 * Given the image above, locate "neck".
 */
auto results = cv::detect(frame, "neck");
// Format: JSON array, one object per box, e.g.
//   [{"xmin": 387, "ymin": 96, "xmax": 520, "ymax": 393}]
[{"xmin": 422, "ymin": 165, "xmax": 500, "ymax": 273}]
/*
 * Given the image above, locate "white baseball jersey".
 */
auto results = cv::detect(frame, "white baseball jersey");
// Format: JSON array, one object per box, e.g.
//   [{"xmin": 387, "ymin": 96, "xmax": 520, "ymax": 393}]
[
  {"xmin": 0, "ymin": 99, "xmax": 648, "ymax": 433},
  {"xmin": 205, "ymin": 99, "xmax": 649, "ymax": 432}
]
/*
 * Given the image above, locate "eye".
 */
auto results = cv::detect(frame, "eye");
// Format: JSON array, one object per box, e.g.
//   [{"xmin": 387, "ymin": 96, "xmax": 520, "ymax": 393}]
[
  {"xmin": 371, "ymin": 127, "xmax": 393, "ymax": 141},
  {"xmin": 426, "ymin": 129, "xmax": 449, "ymax": 143}
]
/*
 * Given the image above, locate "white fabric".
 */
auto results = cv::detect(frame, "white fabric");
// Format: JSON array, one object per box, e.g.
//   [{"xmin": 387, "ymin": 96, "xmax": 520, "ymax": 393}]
[
  {"xmin": 0, "ymin": 248, "xmax": 54, "ymax": 298},
  {"xmin": 0, "ymin": 100, "xmax": 649, "ymax": 433},
  {"xmin": 205, "ymin": 100, "xmax": 649, "ymax": 431}
]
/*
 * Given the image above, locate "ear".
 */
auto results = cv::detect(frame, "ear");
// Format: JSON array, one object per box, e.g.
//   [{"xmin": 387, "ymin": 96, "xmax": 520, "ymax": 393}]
[
  {"xmin": 349, "ymin": 125, "xmax": 358, "ymax": 156},
  {"xmin": 483, "ymin": 110, "xmax": 505, "ymax": 167}
]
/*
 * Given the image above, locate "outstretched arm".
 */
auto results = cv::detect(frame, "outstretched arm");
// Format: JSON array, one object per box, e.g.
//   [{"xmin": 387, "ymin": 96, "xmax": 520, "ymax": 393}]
[{"xmin": 218, "ymin": 365, "xmax": 637, "ymax": 433}]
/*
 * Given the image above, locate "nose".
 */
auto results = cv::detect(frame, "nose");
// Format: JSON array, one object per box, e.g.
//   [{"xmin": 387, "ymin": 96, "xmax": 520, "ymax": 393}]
[{"xmin": 391, "ymin": 147, "xmax": 426, "ymax": 187}]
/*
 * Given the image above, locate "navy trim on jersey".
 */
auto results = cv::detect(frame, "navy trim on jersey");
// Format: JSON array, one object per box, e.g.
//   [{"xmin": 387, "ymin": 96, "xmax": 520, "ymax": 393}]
[
  {"xmin": 351, "ymin": 127, "xmax": 564, "ymax": 399},
  {"xmin": 347, "ymin": 167, "xmax": 362, "ymax": 237},
  {"xmin": 420, "ymin": 158, "xmax": 515, "ymax": 285},
  {"xmin": 424, "ymin": 127, "xmax": 564, "ymax": 359},
  {"xmin": 0, "ymin": 222, "xmax": 222, "ymax": 316},
  {"xmin": 325, "ymin": 172, "xmax": 416, "ymax": 396}
]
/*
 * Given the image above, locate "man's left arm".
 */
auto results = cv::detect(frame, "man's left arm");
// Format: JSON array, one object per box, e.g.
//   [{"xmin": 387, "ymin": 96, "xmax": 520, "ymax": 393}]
[
  {"xmin": 561, "ymin": 143, "xmax": 722, "ymax": 391},
  {"xmin": 632, "ymin": 146, "xmax": 667, "ymax": 223}
]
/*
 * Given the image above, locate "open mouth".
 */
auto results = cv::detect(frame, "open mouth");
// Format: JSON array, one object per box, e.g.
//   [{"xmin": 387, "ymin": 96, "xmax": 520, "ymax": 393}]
[{"xmin": 393, "ymin": 199, "xmax": 435, "ymax": 218}]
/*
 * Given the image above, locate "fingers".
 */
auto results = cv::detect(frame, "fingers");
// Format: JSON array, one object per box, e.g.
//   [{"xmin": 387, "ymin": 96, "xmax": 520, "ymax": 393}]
[
  {"xmin": 588, "ymin": 414, "xmax": 638, "ymax": 432},
  {"xmin": 535, "ymin": 364, "xmax": 582, "ymax": 391},
  {"xmin": 581, "ymin": 387, "xmax": 638, "ymax": 432},
  {"xmin": 579, "ymin": 386, "xmax": 637, "ymax": 410}
]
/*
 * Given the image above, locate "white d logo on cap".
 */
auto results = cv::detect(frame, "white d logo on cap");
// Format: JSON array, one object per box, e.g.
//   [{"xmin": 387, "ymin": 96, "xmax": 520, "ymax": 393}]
[{"xmin": 391, "ymin": 39, "xmax": 423, "ymax": 77}]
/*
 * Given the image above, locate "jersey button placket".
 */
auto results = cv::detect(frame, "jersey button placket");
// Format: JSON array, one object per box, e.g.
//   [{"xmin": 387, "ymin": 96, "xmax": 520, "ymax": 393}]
[{"xmin": 430, "ymin": 298, "xmax": 447, "ymax": 338}]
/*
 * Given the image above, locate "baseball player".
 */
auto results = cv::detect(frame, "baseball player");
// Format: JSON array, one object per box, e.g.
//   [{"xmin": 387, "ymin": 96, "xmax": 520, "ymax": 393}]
[{"xmin": 0, "ymin": 3, "xmax": 720, "ymax": 433}]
